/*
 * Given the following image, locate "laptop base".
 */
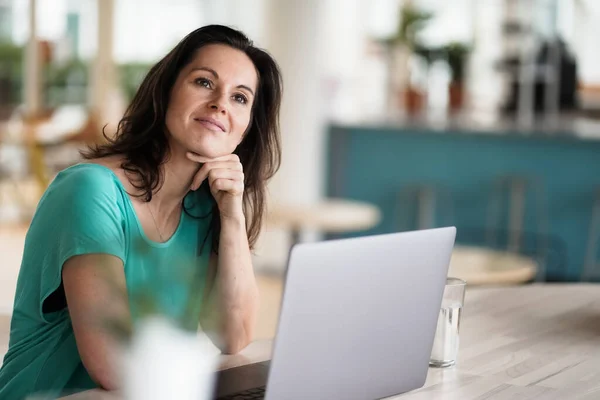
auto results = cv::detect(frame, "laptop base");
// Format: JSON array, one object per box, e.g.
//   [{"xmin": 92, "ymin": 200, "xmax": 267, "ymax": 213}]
[{"xmin": 214, "ymin": 361, "xmax": 271, "ymax": 399}]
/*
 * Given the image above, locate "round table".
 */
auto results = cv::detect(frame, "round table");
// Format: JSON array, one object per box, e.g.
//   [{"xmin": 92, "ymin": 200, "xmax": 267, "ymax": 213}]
[
  {"xmin": 267, "ymin": 199, "xmax": 381, "ymax": 246},
  {"xmin": 448, "ymin": 245, "xmax": 538, "ymax": 285}
]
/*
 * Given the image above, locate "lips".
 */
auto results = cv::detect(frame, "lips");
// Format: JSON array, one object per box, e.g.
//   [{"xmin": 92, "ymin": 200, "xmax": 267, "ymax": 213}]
[{"xmin": 194, "ymin": 117, "xmax": 226, "ymax": 132}]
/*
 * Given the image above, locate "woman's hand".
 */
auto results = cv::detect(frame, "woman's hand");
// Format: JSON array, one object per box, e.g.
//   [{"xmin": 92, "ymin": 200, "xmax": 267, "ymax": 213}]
[{"xmin": 186, "ymin": 152, "xmax": 245, "ymax": 220}]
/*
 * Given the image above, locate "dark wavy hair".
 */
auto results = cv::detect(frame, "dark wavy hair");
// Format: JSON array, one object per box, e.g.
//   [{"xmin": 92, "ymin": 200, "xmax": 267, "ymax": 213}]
[{"xmin": 82, "ymin": 25, "xmax": 282, "ymax": 253}]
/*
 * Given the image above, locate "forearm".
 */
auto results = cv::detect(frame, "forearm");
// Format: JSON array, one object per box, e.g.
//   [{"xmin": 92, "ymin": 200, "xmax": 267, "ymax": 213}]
[
  {"xmin": 208, "ymin": 215, "xmax": 259, "ymax": 353},
  {"xmin": 63, "ymin": 254, "xmax": 129, "ymax": 391}
]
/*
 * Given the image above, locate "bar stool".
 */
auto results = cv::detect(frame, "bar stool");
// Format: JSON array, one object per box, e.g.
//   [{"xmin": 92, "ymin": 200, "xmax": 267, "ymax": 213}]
[
  {"xmin": 582, "ymin": 188, "xmax": 600, "ymax": 281},
  {"xmin": 485, "ymin": 174, "xmax": 549, "ymax": 281},
  {"xmin": 395, "ymin": 183, "xmax": 454, "ymax": 232}
]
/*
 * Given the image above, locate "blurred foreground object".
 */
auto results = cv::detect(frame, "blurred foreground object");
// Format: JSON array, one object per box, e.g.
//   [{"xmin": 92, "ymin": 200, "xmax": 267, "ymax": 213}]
[{"xmin": 122, "ymin": 317, "xmax": 219, "ymax": 400}]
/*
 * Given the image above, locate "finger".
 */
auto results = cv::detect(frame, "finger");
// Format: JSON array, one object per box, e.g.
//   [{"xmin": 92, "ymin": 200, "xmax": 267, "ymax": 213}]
[
  {"xmin": 190, "ymin": 165, "xmax": 210, "ymax": 191},
  {"xmin": 208, "ymin": 168, "xmax": 244, "ymax": 183},
  {"xmin": 191, "ymin": 162, "xmax": 243, "ymax": 191},
  {"xmin": 186, "ymin": 152, "xmax": 240, "ymax": 164},
  {"xmin": 208, "ymin": 170, "xmax": 242, "ymax": 191},
  {"xmin": 212, "ymin": 178, "xmax": 245, "ymax": 195},
  {"xmin": 202, "ymin": 161, "xmax": 243, "ymax": 171},
  {"xmin": 190, "ymin": 170, "xmax": 207, "ymax": 191}
]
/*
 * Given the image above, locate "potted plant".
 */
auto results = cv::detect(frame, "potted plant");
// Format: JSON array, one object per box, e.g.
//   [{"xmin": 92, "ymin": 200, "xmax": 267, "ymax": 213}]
[
  {"xmin": 445, "ymin": 42, "xmax": 471, "ymax": 113},
  {"xmin": 0, "ymin": 42, "xmax": 24, "ymax": 107},
  {"xmin": 381, "ymin": 3, "xmax": 432, "ymax": 115}
]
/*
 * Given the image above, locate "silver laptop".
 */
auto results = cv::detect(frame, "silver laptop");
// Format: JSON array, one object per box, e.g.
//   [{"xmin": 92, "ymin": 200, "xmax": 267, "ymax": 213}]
[{"xmin": 214, "ymin": 227, "xmax": 457, "ymax": 400}]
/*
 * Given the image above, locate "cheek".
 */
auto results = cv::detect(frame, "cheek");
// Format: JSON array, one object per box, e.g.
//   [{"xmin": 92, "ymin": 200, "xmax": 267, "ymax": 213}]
[
  {"xmin": 166, "ymin": 85, "xmax": 194, "ymax": 123},
  {"xmin": 165, "ymin": 109, "xmax": 185, "ymax": 142},
  {"xmin": 165, "ymin": 107, "xmax": 176, "ymax": 130},
  {"xmin": 165, "ymin": 99, "xmax": 192, "ymax": 136},
  {"xmin": 233, "ymin": 110, "xmax": 252, "ymax": 137}
]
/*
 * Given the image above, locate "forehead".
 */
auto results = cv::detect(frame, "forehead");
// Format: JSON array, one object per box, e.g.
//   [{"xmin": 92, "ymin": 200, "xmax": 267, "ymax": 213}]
[{"xmin": 185, "ymin": 44, "xmax": 258, "ymax": 89}]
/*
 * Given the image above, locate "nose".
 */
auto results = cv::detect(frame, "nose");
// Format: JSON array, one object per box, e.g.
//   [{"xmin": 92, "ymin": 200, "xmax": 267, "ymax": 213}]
[{"xmin": 208, "ymin": 91, "xmax": 227, "ymax": 114}]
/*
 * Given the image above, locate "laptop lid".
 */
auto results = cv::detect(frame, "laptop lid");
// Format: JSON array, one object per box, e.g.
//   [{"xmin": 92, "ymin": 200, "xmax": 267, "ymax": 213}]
[{"xmin": 264, "ymin": 227, "xmax": 456, "ymax": 400}]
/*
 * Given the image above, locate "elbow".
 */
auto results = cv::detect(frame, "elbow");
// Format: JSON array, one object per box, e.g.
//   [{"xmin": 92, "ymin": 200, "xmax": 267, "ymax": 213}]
[
  {"xmin": 204, "ymin": 324, "xmax": 251, "ymax": 355},
  {"xmin": 221, "ymin": 297, "xmax": 258, "ymax": 354},
  {"xmin": 221, "ymin": 335, "xmax": 252, "ymax": 355},
  {"xmin": 219, "ymin": 325, "xmax": 253, "ymax": 354},
  {"xmin": 78, "ymin": 347, "xmax": 121, "ymax": 391},
  {"xmin": 83, "ymin": 361, "xmax": 121, "ymax": 391},
  {"xmin": 96, "ymin": 377, "xmax": 120, "ymax": 392},
  {"xmin": 220, "ymin": 321, "xmax": 254, "ymax": 355}
]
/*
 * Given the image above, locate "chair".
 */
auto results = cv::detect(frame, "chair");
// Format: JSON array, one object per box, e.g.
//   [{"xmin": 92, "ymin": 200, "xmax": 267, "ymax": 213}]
[{"xmin": 9, "ymin": 106, "xmax": 101, "ymax": 192}]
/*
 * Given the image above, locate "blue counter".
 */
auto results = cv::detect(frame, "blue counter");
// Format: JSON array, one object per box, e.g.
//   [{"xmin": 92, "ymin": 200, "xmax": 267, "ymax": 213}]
[{"xmin": 326, "ymin": 123, "xmax": 600, "ymax": 282}]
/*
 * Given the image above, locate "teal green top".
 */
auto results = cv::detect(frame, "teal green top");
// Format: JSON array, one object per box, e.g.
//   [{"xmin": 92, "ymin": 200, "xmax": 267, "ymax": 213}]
[{"xmin": 0, "ymin": 164, "xmax": 214, "ymax": 399}]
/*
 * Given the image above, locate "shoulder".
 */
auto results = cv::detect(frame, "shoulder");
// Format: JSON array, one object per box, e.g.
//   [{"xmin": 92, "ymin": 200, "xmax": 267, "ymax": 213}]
[
  {"xmin": 45, "ymin": 163, "xmax": 123, "ymax": 206},
  {"xmin": 53, "ymin": 163, "xmax": 120, "ymax": 191},
  {"xmin": 29, "ymin": 163, "xmax": 128, "ymax": 242},
  {"xmin": 39, "ymin": 163, "xmax": 127, "ymax": 217}
]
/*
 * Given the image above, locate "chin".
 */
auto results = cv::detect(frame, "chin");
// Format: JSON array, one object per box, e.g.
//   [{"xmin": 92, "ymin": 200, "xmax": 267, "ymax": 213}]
[{"xmin": 188, "ymin": 144, "xmax": 232, "ymax": 159}]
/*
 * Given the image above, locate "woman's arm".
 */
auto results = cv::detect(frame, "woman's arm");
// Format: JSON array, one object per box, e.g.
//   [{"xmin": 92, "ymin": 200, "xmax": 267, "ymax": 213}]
[
  {"xmin": 62, "ymin": 254, "xmax": 129, "ymax": 390},
  {"xmin": 189, "ymin": 152, "xmax": 259, "ymax": 354},
  {"xmin": 200, "ymin": 215, "xmax": 259, "ymax": 354}
]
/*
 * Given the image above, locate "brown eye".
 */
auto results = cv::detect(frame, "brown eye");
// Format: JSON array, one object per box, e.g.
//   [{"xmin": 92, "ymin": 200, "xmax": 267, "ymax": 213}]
[
  {"xmin": 233, "ymin": 93, "xmax": 248, "ymax": 104},
  {"xmin": 194, "ymin": 78, "xmax": 212, "ymax": 88}
]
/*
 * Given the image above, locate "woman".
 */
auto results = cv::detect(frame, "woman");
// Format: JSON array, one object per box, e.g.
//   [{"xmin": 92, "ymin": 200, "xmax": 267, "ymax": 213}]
[{"xmin": 0, "ymin": 24, "xmax": 282, "ymax": 398}]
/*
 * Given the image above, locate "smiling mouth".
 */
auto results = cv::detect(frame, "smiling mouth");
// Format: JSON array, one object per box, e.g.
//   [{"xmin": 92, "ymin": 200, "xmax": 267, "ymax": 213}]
[{"xmin": 194, "ymin": 118, "xmax": 226, "ymax": 132}]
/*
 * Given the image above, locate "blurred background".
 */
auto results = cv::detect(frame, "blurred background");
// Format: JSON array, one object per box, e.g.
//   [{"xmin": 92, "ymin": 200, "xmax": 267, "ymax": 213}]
[{"xmin": 1, "ymin": 0, "xmax": 600, "ymax": 344}]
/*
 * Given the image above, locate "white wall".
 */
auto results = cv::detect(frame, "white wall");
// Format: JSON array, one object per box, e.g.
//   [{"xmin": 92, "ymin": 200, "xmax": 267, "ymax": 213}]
[
  {"xmin": 571, "ymin": 0, "xmax": 600, "ymax": 85},
  {"xmin": 113, "ymin": 0, "xmax": 203, "ymax": 63},
  {"xmin": 200, "ymin": 0, "xmax": 269, "ymax": 48},
  {"xmin": 468, "ymin": 0, "xmax": 506, "ymax": 116}
]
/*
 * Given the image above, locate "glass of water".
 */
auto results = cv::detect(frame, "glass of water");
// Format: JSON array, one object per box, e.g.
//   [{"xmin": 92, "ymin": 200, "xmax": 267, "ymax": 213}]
[{"xmin": 429, "ymin": 277, "xmax": 466, "ymax": 368}]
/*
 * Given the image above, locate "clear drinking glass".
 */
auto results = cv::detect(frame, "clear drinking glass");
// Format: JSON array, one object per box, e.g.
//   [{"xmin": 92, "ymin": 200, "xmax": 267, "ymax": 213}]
[{"xmin": 429, "ymin": 277, "xmax": 466, "ymax": 368}]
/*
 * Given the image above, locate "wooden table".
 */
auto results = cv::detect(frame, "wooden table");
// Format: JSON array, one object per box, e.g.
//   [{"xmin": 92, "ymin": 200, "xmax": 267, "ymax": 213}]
[{"xmin": 60, "ymin": 284, "xmax": 600, "ymax": 399}]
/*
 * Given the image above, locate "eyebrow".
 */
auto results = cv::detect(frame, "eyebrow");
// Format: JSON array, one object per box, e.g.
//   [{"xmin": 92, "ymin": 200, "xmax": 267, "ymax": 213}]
[{"xmin": 190, "ymin": 66, "xmax": 255, "ymax": 96}]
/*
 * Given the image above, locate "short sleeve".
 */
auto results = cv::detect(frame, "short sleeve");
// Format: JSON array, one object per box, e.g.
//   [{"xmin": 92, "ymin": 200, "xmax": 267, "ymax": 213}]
[{"xmin": 24, "ymin": 164, "xmax": 127, "ymax": 318}]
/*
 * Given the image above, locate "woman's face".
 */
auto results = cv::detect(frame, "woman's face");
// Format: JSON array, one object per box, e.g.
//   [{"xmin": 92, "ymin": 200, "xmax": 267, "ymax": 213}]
[{"xmin": 165, "ymin": 44, "xmax": 258, "ymax": 159}]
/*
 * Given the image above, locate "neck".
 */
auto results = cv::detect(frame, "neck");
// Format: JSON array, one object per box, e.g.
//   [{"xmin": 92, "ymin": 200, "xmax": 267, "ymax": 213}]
[{"xmin": 152, "ymin": 146, "xmax": 199, "ymax": 211}]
